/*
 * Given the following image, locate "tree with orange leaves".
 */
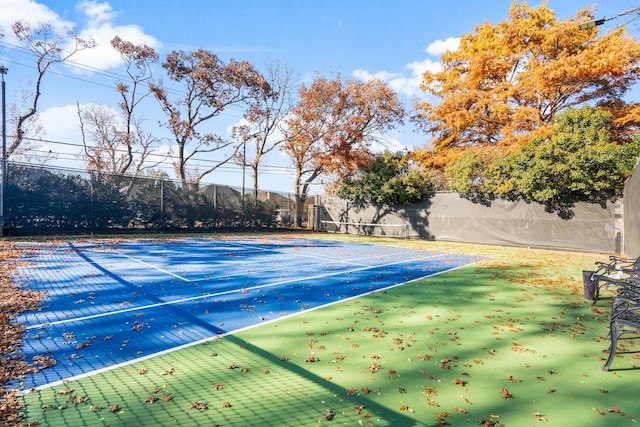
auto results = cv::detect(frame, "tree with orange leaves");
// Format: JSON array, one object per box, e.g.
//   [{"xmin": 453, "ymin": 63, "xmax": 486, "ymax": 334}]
[
  {"xmin": 282, "ymin": 75, "xmax": 405, "ymax": 227},
  {"xmin": 413, "ymin": 1, "xmax": 640, "ymax": 168}
]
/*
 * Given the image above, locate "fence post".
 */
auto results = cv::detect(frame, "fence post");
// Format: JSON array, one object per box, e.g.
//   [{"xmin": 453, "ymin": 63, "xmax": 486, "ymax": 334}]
[
  {"xmin": 160, "ymin": 179, "xmax": 165, "ymax": 230},
  {"xmin": 615, "ymin": 198, "xmax": 623, "ymax": 255},
  {"xmin": 90, "ymin": 170, "xmax": 95, "ymax": 235},
  {"xmin": 312, "ymin": 204, "xmax": 318, "ymax": 231},
  {"xmin": 0, "ymin": 67, "xmax": 7, "ymax": 237}
]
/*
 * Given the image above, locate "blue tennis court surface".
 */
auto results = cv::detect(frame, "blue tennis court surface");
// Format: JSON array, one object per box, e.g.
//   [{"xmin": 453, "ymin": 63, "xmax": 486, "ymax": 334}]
[{"xmin": 11, "ymin": 236, "xmax": 485, "ymax": 391}]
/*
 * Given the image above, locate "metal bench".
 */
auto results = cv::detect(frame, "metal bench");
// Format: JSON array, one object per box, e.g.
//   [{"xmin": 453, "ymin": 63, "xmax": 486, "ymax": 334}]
[{"xmin": 603, "ymin": 297, "xmax": 640, "ymax": 371}]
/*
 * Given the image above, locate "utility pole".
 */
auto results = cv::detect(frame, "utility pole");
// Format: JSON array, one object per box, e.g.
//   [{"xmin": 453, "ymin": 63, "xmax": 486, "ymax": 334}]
[{"xmin": 0, "ymin": 66, "xmax": 7, "ymax": 237}]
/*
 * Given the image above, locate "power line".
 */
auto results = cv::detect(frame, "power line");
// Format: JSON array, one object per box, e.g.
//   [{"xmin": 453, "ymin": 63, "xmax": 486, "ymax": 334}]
[
  {"xmin": 580, "ymin": 6, "xmax": 640, "ymax": 29},
  {"xmin": 15, "ymin": 134, "xmax": 297, "ymax": 175},
  {"xmin": 0, "ymin": 34, "xmax": 328, "ymax": 189},
  {"xmin": 0, "ymin": 39, "xmax": 278, "ymax": 121},
  {"xmin": 0, "ymin": 45, "xmax": 298, "ymax": 179}
]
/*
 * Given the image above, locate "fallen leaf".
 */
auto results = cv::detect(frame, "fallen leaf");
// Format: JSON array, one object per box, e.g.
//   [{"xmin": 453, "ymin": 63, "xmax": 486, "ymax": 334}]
[
  {"xmin": 500, "ymin": 388, "xmax": 513, "ymax": 399},
  {"xmin": 453, "ymin": 378, "xmax": 466, "ymax": 386},
  {"xmin": 322, "ymin": 408, "xmax": 335, "ymax": 421},
  {"xmin": 534, "ymin": 412, "xmax": 547, "ymax": 422}
]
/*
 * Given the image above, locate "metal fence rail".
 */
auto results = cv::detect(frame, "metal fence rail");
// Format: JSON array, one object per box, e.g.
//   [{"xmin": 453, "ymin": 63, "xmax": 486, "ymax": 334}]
[{"xmin": 5, "ymin": 163, "xmax": 298, "ymax": 235}]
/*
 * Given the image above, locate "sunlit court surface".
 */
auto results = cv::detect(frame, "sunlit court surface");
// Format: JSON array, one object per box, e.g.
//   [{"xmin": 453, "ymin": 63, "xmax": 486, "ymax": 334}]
[{"xmin": 11, "ymin": 235, "xmax": 485, "ymax": 392}]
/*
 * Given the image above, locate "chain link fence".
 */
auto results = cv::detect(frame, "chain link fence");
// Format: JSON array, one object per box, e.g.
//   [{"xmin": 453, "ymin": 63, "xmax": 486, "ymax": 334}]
[
  {"xmin": 4, "ymin": 163, "xmax": 300, "ymax": 235},
  {"xmin": 6, "ymin": 161, "xmax": 633, "ymax": 255}
]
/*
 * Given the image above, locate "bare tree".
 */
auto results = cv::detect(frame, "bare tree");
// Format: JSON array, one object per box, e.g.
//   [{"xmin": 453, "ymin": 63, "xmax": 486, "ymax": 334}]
[
  {"xmin": 232, "ymin": 61, "xmax": 296, "ymax": 197},
  {"xmin": 8, "ymin": 20, "xmax": 94, "ymax": 157},
  {"xmin": 78, "ymin": 103, "xmax": 121, "ymax": 173},
  {"xmin": 127, "ymin": 117, "xmax": 168, "ymax": 176},
  {"xmin": 149, "ymin": 49, "xmax": 273, "ymax": 187},
  {"xmin": 77, "ymin": 103, "xmax": 166, "ymax": 176},
  {"xmin": 5, "ymin": 86, "xmax": 44, "ymax": 163},
  {"xmin": 110, "ymin": 36, "xmax": 159, "ymax": 175}
]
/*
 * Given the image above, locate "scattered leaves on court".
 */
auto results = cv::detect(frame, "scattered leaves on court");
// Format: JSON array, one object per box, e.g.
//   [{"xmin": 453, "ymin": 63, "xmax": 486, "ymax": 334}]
[{"xmin": 12, "ymin": 238, "xmax": 640, "ymax": 426}]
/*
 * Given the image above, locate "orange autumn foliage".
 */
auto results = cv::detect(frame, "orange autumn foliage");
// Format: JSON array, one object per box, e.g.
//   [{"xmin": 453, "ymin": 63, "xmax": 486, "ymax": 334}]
[{"xmin": 413, "ymin": 1, "xmax": 640, "ymax": 168}]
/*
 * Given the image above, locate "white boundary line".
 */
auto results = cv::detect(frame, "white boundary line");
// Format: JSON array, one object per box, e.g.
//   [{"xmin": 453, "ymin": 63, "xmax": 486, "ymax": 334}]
[
  {"xmin": 96, "ymin": 240, "xmax": 382, "ymax": 283},
  {"xmin": 26, "ymin": 253, "xmax": 450, "ymax": 330},
  {"xmin": 84, "ymin": 238, "xmax": 451, "ymax": 289},
  {"xmin": 103, "ymin": 249, "xmax": 192, "ymax": 282},
  {"xmin": 26, "ymin": 256, "xmax": 487, "ymax": 393},
  {"xmin": 225, "ymin": 239, "xmax": 418, "ymax": 266}
]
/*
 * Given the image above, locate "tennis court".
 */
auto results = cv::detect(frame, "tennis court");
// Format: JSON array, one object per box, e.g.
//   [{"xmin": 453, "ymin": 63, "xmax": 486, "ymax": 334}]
[{"xmin": 12, "ymin": 235, "xmax": 484, "ymax": 392}]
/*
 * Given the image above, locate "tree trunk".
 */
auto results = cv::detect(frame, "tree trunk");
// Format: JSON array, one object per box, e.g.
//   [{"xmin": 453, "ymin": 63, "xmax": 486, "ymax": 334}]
[
  {"xmin": 294, "ymin": 192, "xmax": 306, "ymax": 228},
  {"xmin": 293, "ymin": 168, "xmax": 304, "ymax": 228}
]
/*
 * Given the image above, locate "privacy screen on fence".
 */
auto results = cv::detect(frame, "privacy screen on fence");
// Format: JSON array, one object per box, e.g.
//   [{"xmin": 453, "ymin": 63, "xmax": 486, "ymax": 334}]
[
  {"xmin": 3, "ymin": 162, "xmax": 625, "ymax": 256},
  {"xmin": 318, "ymin": 193, "xmax": 620, "ymax": 254},
  {"xmin": 623, "ymin": 161, "xmax": 640, "ymax": 258},
  {"xmin": 5, "ymin": 163, "xmax": 297, "ymax": 234}
]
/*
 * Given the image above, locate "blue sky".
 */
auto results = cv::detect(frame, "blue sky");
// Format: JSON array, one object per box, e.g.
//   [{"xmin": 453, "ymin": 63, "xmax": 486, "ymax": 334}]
[{"xmin": 0, "ymin": 0, "xmax": 638, "ymax": 192}]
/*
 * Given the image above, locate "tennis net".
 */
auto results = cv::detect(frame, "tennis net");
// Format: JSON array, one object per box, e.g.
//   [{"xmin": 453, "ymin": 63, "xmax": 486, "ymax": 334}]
[{"xmin": 320, "ymin": 220, "xmax": 409, "ymax": 239}]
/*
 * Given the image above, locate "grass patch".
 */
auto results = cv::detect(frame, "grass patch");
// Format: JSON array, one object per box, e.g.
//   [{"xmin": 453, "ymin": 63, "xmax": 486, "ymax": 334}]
[{"xmin": 15, "ymin": 235, "xmax": 640, "ymax": 426}]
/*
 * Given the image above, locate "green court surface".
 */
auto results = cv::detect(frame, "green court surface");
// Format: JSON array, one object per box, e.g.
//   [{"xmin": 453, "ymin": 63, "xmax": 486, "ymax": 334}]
[{"xmin": 17, "ymin": 235, "xmax": 639, "ymax": 426}]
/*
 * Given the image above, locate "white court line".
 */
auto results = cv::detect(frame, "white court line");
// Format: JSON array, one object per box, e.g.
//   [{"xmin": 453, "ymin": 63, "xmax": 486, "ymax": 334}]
[
  {"xmin": 185, "ymin": 246, "xmax": 401, "ymax": 283},
  {"xmin": 97, "ymin": 239, "xmax": 379, "ymax": 284},
  {"xmin": 210, "ymin": 239, "xmax": 375, "ymax": 266},
  {"xmin": 27, "ymin": 255, "xmax": 488, "ymax": 393},
  {"xmin": 102, "ymin": 249, "xmax": 192, "ymax": 282},
  {"xmin": 26, "ymin": 252, "xmax": 449, "ymax": 330},
  {"xmin": 188, "ymin": 260, "xmax": 352, "ymax": 284},
  {"xmin": 115, "ymin": 253, "xmax": 368, "ymax": 285},
  {"xmin": 222, "ymin": 239, "xmax": 423, "ymax": 267}
]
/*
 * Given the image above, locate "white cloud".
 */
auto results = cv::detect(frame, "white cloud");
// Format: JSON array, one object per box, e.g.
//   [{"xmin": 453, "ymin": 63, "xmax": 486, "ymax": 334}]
[
  {"xmin": 353, "ymin": 57, "xmax": 442, "ymax": 98},
  {"xmin": 348, "ymin": 37, "xmax": 462, "ymax": 152},
  {"xmin": 425, "ymin": 37, "xmax": 460, "ymax": 56},
  {"xmin": 0, "ymin": 0, "xmax": 74, "ymax": 39},
  {"xmin": 20, "ymin": 104, "xmax": 84, "ymax": 168},
  {"xmin": 352, "ymin": 37, "xmax": 458, "ymax": 99},
  {"xmin": 77, "ymin": 0, "xmax": 118, "ymax": 27},
  {"xmin": 369, "ymin": 136, "xmax": 406, "ymax": 154},
  {"xmin": 39, "ymin": 104, "xmax": 83, "ymax": 142},
  {"xmin": 0, "ymin": 0, "xmax": 161, "ymax": 72},
  {"xmin": 407, "ymin": 57, "xmax": 443, "ymax": 76},
  {"xmin": 352, "ymin": 69, "xmax": 400, "ymax": 82},
  {"xmin": 72, "ymin": 1, "xmax": 162, "ymax": 71},
  {"xmin": 227, "ymin": 117, "xmax": 250, "ymax": 134},
  {"xmin": 73, "ymin": 22, "xmax": 161, "ymax": 70}
]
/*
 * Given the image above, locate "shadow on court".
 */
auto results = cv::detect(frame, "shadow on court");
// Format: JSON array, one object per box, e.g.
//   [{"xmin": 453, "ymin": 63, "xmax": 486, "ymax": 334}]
[{"xmin": 11, "ymin": 237, "xmax": 484, "ymax": 391}]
